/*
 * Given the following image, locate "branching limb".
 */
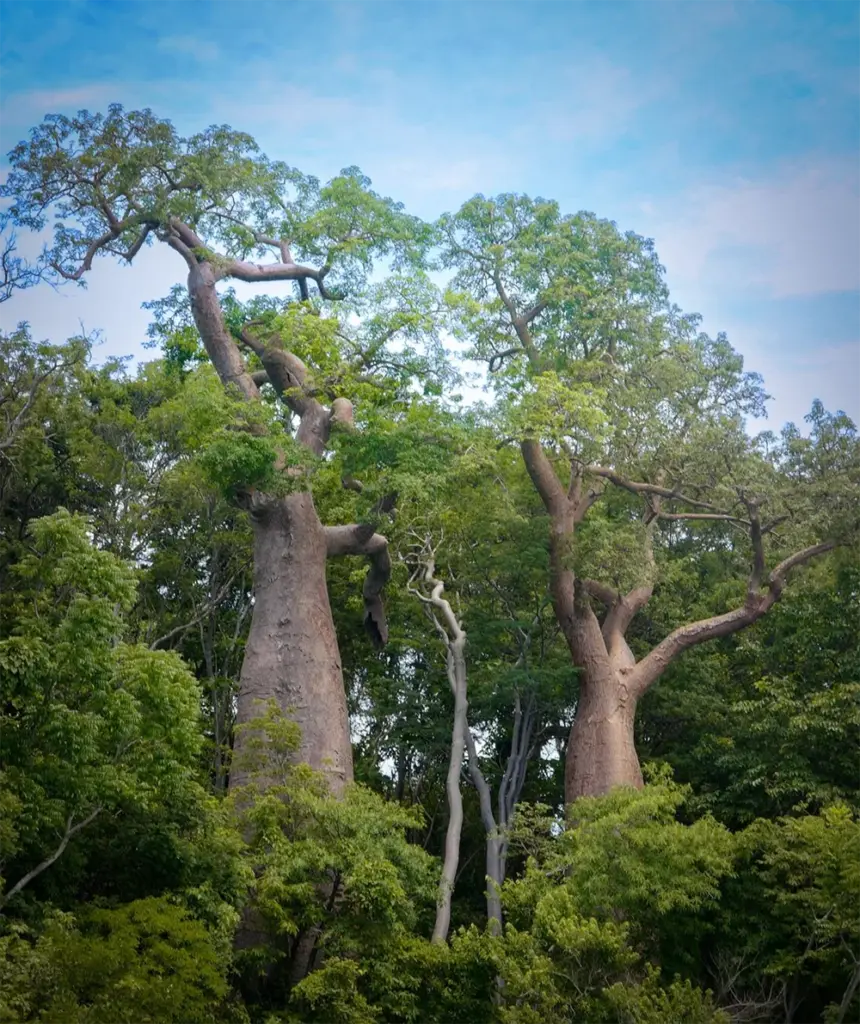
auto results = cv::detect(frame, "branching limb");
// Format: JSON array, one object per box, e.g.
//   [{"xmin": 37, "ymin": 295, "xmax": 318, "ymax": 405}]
[
  {"xmin": 630, "ymin": 539, "xmax": 837, "ymax": 697},
  {"xmin": 0, "ymin": 225, "xmax": 44, "ymax": 301},
  {"xmin": 404, "ymin": 538, "xmax": 469, "ymax": 943},
  {"xmin": 149, "ymin": 572, "xmax": 239, "ymax": 650},
  {"xmin": 585, "ymin": 465, "xmax": 733, "ymax": 514}
]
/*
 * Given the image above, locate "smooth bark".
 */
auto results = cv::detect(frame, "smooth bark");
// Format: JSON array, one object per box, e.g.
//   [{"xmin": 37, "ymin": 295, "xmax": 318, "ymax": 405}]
[
  {"xmin": 0, "ymin": 806, "xmax": 102, "ymax": 910},
  {"xmin": 158, "ymin": 246, "xmax": 391, "ymax": 800},
  {"xmin": 434, "ymin": 630, "xmax": 467, "ymax": 943},
  {"xmin": 409, "ymin": 551, "xmax": 505, "ymax": 937},
  {"xmin": 230, "ymin": 491, "xmax": 353, "ymax": 794},
  {"xmin": 521, "ymin": 437, "xmax": 836, "ymax": 809}
]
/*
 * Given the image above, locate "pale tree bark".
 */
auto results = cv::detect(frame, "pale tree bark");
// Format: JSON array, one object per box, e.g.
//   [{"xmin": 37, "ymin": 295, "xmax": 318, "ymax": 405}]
[
  {"xmin": 408, "ymin": 549, "xmax": 468, "ymax": 944},
  {"xmin": 493, "ymin": 603, "xmax": 545, "ymax": 887},
  {"xmin": 407, "ymin": 540, "xmax": 505, "ymax": 938},
  {"xmin": 521, "ymin": 437, "xmax": 837, "ymax": 809},
  {"xmin": 0, "ymin": 807, "xmax": 102, "ymax": 910}
]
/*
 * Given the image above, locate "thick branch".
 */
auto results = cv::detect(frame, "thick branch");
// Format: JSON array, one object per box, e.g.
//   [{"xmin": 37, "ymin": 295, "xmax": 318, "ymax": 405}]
[
  {"xmin": 221, "ymin": 258, "xmax": 332, "ymax": 299},
  {"xmin": 521, "ymin": 439, "xmax": 567, "ymax": 516},
  {"xmin": 325, "ymin": 526, "xmax": 391, "ymax": 646},
  {"xmin": 582, "ymin": 579, "xmax": 618, "ymax": 606},
  {"xmin": 602, "ymin": 584, "xmax": 653, "ymax": 648},
  {"xmin": 586, "ymin": 466, "xmax": 730, "ymax": 514},
  {"xmin": 51, "ymin": 226, "xmax": 123, "ymax": 280},
  {"xmin": 630, "ymin": 540, "xmax": 836, "ymax": 697}
]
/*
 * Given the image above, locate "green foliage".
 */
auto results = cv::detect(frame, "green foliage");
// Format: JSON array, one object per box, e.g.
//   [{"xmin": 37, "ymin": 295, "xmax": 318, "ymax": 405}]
[
  {"xmin": 504, "ymin": 778, "xmax": 734, "ymax": 978},
  {"xmin": 640, "ymin": 555, "xmax": 860, "ymax": 824},
  {"xmin": 0, "ymin": 511, "xmax": 204, "ymax": 907},
  {"xmin": 0, "ymin": 899, "xmax": 231, "ymax": 1023},
  {"xmin": 1, "ymin": 105, "xmax": 426, "ymax": 298},
  {"xmin": 713, "ymin": 806, "xmax": 860, "ymax": 1023},
  {"xmin": 229, "ymin": 705, "xmax": 438, "ymax": 974},
  {"xmin": 2, "ymin": 114, "xmax": 858, "ymax": 1024}
]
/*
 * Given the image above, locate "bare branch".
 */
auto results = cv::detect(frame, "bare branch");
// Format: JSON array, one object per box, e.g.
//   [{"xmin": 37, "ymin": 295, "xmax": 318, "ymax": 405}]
[
  {"xmin": 768, "ymin": 541, "xmax": 836, "ymax": 596},
  {"xmin": 0, "ymin": 806, "xmax": 102, "ymax": 909},
  {"xmin": 488, "ymin": 347, "xmax": 521, "ymax": 373},
  {"xmin": 585, "ymin": 465, "xmax": 730, "ymax": 514},
  {"xmin": 0, "ymin": 227, "xmax": 43, "ymax": 301},
  {"xmin": 51, "ymin": 227, "xmax": 122, "ymax": 280},
  {"xmin": 747, "ymin": 503, "xmax": 766, "ymax": 595},
  {"xmin": 655, "ymin": 511, "xmax": 749, "ymax": 525},
  {"xmin": 149, "ymin": 573, "xmax": 239, "ymax": 650}
]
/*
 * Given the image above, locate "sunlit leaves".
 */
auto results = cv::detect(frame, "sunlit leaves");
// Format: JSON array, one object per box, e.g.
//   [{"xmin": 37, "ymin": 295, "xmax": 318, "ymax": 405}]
[{"xmin": 0, "ymin": 511, "xmax": 204, "ymax": 905}]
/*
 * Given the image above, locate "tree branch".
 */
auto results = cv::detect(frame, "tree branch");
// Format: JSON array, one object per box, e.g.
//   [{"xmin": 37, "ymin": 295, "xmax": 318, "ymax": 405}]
[
  {"xmin": 149, "ymin": 573, "xmax": 239, "ymax": 650},
  {"xmin": 324, "ymin": 525, "xmax": 391, "ymax": 646},
  {"xmin": 521, "ymin": 439, "xmax": 568, "ymax": 516},
  {"xmin": 630, "ymin": 539, "xmax": 837, "ymax": 697},
  {"xmin": 582, "ymin": 579, "xmax": 618, "ymax": 606},
  {"xmin": 585, "ymin": 465, "xmax": 730, "ymax": 513},
  {"xmin": 0, "ymin": 806, "xmax": 102, "ymax": 909}
]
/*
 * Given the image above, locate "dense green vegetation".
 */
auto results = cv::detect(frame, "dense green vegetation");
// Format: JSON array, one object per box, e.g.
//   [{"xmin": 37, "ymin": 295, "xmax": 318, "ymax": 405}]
[{"xmin": 0, "ymin": 107, "xmax": 858, "ymax": 1022}]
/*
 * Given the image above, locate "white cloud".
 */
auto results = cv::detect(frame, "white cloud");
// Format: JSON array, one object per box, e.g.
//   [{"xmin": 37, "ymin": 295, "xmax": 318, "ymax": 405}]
[
  {"xmin": 741, "ymin": 336, "xmax": 859, "ymax": 431},
  {"xmin": 0, "ymin": 245, "xmax": 185, "ymax": 365},
  {"xmin": 157, "ymin": 35, "xmax": 220, "ymax": 62},
  {"xmin": 536, "ymin": 58, "xmax": 667, "ymax": 147},
  {"xmin": 1, "ymin": 84, "xmax": 118, "ymax": 123},
  {"xmin": 640, "ymin": 158, "xmax": 860, "ymax": 298}
]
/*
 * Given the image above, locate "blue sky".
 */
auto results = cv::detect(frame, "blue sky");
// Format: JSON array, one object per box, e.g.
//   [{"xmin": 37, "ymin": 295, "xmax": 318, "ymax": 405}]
[{"xmin": 1, "ymin": 0, "xmax": 858, "ymax": 429}]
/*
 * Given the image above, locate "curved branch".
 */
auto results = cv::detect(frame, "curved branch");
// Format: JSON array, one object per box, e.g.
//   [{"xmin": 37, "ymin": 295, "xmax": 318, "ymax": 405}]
[
  {"xmin": 325, "ymin": 526, "xmax": 391, "ymax": 646},
  {"xmin": 630, "ymin": 539, "xmax": 836, "ymax": 697},
  {"xmin": 51, "ymin": 227, "xmax": 122, "ymax": 280},
  {"xmin": 582, "ymin": 579, "xmax": 617, "ymax": 606},
  {"xmin": 585, "ymin": 466, "xmax": 730, "ymax": 514},
  {"xmin": 488, "ymin": 347, "xmax": 521, "ymax": 373}
]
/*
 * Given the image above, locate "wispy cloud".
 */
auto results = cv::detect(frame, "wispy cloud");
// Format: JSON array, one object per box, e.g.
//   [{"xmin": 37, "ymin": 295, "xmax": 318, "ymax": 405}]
[
  {"xmin": 534, "ymin": 58, "xmax": 667, "ymax": 147},
  {"xmin": 157, "ymin": 35, "xmax": 220, "ymax": 62},
  {"xmin": 741, "ymin": 337, "xmax": 859, "ymax": 429},
  {"xmin": 2, "ymin": 84, "xmax": 118, "ymax": 122},
  {"xmin": 640, "ymin": 158, "xmax": 860, "ymax": 298}
]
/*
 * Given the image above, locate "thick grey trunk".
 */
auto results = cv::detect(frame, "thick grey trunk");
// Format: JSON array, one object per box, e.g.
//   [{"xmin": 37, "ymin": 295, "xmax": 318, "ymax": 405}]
[
  {"xmin": 565, "ymin": 669, "xmax": 641, "ymax": 804},
  {"xmin": 229, "ymin": 491, "xmax": 353, "ymax": 794}
]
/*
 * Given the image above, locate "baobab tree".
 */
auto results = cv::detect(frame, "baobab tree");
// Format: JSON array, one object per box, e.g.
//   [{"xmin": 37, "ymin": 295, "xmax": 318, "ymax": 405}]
[
  {"xmin": 1, "ymin": 105, "xmax": 433, "ymax": 793},
  {"xmin": 438, "ymin": 194, "xmax": 859, "ymax": 808}
]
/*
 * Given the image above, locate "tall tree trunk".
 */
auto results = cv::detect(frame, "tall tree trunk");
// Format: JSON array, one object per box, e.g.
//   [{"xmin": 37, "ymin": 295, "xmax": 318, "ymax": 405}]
[
  {"xmin": 432, "ymin": 633, "xmax": 467, "ymax": 944},
  {"xmin": 230, "ymin": 491, "xmax": 353, "ymax": 794},
  {"xmin": 565, "ymin": 668, "xmax": 641, "ymax": 803},
  {"xmin": 463, "ymin": 724, "xmax": 503, "ymax": 934}
]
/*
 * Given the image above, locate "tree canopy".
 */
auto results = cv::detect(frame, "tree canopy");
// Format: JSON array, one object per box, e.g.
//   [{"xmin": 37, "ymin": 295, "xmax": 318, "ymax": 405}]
[{"xmin": 0, "ymin": 106, "xmax": 857, "ymax": 1024}]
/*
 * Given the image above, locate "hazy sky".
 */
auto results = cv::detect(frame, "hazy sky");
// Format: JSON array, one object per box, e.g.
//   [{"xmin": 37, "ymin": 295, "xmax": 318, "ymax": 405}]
[{"xmin": 1, "ymin": 0, "xmax": 858, "ymax": 429}]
